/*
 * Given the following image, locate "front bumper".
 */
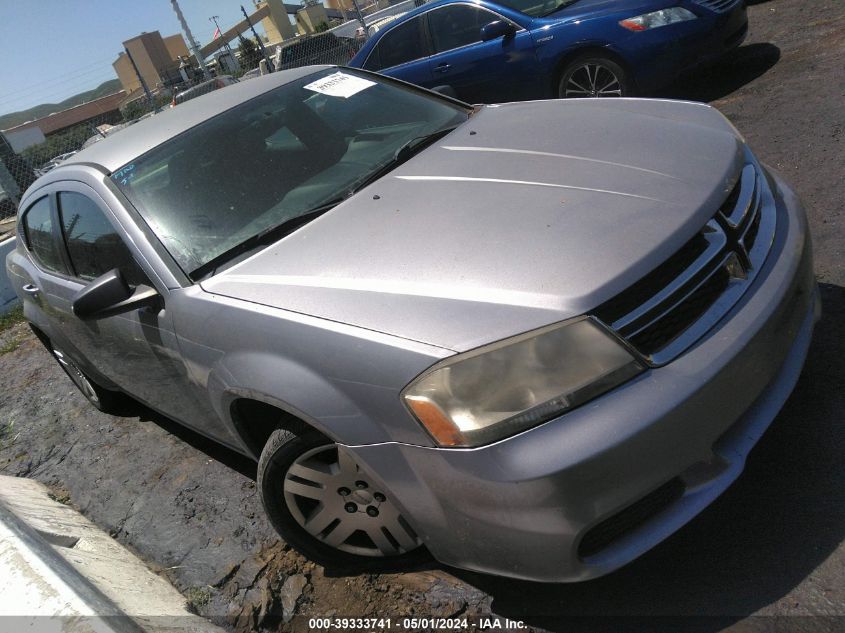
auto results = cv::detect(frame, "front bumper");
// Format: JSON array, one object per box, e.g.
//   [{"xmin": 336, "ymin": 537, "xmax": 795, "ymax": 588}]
[{"xmin": 349, "ymin": 168, "xmax": 817, "ymax": 582}]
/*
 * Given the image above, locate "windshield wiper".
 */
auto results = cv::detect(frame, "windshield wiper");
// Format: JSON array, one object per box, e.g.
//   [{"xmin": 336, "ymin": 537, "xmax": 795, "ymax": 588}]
[
  {"xmin": 190, "ymin": 127, "xmax": 457, "ymax": 281},
  {"xmin": 190, "ymin": 201, "xmax": 341, "ymax": 281},
  {"xmin": 346, "ymin": 126, "xmax": 458, "ymax": 196}
]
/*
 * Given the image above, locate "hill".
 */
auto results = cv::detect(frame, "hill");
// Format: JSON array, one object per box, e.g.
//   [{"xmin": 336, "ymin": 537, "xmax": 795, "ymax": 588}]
[{"xmin": 0, "ymin": 78, "xmax": 123, "ymax": 131}]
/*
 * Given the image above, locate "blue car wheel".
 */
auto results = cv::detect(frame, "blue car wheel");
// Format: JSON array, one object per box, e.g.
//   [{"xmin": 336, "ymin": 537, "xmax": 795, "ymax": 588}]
[{"xmin": 558, "ymin": 55, "xmax": 633, "ymax": 99}]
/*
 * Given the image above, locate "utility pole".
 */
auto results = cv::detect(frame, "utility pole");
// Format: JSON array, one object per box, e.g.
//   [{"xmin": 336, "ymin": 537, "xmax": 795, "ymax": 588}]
[
  {"xmin": 124, "ymin": 47, "xmax": 157, "ymax": 112},
  {"xmin": 240, "ymin": 5, "xmax": 274, "ymax": 73},
  {"xmin": 348, "ymin": 0, "xmax": 367, "ymax": 29},
  {"xmin": 170, "ymin": 0, "xmax": 209, "ymax": 78}
]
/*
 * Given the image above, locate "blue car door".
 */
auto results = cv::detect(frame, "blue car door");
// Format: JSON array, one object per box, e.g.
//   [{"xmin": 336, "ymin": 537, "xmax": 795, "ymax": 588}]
[
  {"xmin": 424, "ymin": 3, "xmax": 539, "ymax": 103},
  {"xmin": 364, "ymin": 15, "xmax": 435, "ymax": 88}
]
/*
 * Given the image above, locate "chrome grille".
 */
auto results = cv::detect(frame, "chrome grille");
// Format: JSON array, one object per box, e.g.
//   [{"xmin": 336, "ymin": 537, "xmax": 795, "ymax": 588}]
[
  {"xmin": 595, "ymin": 156, "xmax": 776, "ymax": 365},
  {"xmin": 693, "ymin": 0, "xmax": 742, "ymax": 13}
]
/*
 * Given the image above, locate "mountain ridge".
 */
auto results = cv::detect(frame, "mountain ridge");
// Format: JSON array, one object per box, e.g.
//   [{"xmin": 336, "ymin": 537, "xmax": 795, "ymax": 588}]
[{"xmin": 1, "ymin": 78, "xmax": 124, "ymax": 132}]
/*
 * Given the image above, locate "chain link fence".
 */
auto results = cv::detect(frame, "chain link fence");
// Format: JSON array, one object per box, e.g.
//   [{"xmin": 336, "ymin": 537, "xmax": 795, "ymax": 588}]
[{"xmin": 0, "ymin": 2, "xmax": 434, "ymax": 224}]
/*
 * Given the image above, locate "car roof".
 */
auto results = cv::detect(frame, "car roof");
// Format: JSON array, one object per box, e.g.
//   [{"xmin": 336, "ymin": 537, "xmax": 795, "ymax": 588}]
[
  {"xmin": 389, "ymin": 0, "xmax": 463, "ymax": 20},
  {"xmin": 63, "ymin": 65, "xmax": 332, "ymax": 174},
  {"xmin": 370, "ymin": 0, "xmax": 472, "ymax": 29}
]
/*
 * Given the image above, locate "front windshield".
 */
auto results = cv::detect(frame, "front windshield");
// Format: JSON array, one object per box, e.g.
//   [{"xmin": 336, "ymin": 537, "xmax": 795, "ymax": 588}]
[
  {"xmin": 112, "ymin": 68, "xmax": 469, "ymax": 276},
  {"xmin": 496, "ymin": 0, "xmax": 578, "ymax": 18}
]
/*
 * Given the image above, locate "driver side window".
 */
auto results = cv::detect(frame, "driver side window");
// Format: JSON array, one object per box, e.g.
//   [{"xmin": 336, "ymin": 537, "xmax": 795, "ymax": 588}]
[
  {"xmin": 57, "ymin": 192, "xmax": 148, "ymax": 286},
  {"xmin": 429, "ymin": 5, "xmax": 492, "ymax": 53}
]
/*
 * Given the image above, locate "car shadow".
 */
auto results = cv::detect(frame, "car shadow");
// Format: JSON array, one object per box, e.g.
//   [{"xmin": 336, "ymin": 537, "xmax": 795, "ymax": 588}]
[
  {"xmin": 116, "ymin": 398, "xmax": 259, "ymax": 481},
  {"xmin": 445, "ymin": 282, "xmax": 844, "ymax": 631},
  {"xmin": 658, "ymin": 42, "xmax": 781, "ymax": 103}
]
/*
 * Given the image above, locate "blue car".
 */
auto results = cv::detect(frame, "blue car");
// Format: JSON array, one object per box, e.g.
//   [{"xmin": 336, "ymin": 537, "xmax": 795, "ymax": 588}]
[{"xmin": 349, "ymin": 0, "xmax": 748, "ymax": 102}]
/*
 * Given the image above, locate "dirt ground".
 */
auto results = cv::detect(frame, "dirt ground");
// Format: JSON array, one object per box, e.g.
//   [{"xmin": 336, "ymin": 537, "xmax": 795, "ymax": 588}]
[{"xmin": 1, "ymin": 0, "xmax": 843, "ymax": 630}]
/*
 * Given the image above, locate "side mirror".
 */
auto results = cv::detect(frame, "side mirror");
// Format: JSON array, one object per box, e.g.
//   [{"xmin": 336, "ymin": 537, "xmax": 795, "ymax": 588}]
[
  {"xmin": 72, "ymin": 269, "xmax": 161, "ymax": 321},
  {"xmin": 480, "ymin": 20, "xmax": 515, "ymax": 42}
]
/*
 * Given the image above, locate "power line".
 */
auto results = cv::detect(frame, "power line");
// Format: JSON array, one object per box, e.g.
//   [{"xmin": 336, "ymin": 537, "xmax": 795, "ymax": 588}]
[
  {"xmin": 6, "ymin": 54, "xmax": 122, "ymax": 91},
  {"xmin": 0, "ymin": 67, "xmax": 117, "ymax": 103},
  {"xmin": 0, "ymin": 68, "xmax": 117, "ymax": 109}
]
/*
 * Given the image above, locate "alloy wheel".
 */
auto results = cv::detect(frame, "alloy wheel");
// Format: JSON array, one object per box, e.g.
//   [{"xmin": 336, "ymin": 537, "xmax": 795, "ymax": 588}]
[
  {"xmin": 564, "ymin": 63, "xmax": 624, "ymax": 98},
  {"xmin": 283, "ymin": 444, "xmax": 421, "ymax": 557}
]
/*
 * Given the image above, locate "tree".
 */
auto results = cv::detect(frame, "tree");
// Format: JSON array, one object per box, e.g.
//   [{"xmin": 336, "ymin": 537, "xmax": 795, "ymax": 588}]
[
  {"xmin": 120, "ymin": 93, "xmax": 171, "ymax": 122},
  {"xmin": 237, "ymin": 35, "xmax": 263, "ymax": 70}
]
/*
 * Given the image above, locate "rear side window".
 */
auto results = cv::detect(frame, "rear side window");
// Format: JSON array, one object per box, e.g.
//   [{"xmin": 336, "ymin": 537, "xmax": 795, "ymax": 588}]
[
  {"xmin": 370, "ymin": 16, "xmax": 427, "ymax": 70},
  {"xmin": 429, "ymin": 5, "xmax": 493, "ymax": 53},
  {"xmin": 22, "ymin": 197, "xmax": 63, "ymax": 273},
  {"xmin": 58, "ymin": 192, "xmax": 147, "ymax": 286}
]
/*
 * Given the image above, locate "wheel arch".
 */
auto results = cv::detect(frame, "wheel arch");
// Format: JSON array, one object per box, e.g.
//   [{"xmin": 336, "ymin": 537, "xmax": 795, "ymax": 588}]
[
  {"xmin": 227, "ymin": 394, "xmax": 328, "ymax": 460},
  {"xmin": 549, "ymin": 44, "xmax": 636, "ymax": 96},
  {"xmin": 208, "ymin": 351, "xmax": 394, "ymax": 459}
]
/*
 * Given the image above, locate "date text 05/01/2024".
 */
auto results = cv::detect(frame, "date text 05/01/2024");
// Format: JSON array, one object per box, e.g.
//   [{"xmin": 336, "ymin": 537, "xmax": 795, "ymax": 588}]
[{"xmin": 307, "ymin": 617, "xmax": 528, "ymax": 630}]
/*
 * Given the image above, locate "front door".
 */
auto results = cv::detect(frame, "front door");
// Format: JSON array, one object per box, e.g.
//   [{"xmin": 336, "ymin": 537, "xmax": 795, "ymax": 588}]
[{"xmin": 425, "ymin": 4, "xmax": 539, "ymax": 103}]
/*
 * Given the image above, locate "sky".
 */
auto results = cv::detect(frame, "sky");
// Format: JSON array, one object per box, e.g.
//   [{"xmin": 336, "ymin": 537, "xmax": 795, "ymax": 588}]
[{"xmin": 0, "ymin": 0, "xmax": 275, "ymax": 116}]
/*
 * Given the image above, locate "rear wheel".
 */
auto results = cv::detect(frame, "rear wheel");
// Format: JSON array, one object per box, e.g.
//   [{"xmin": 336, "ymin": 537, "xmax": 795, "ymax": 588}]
[
  {"xmin": 49, "ymin": 345, "xmax": 124, "ymax": 413},
  {"xmin": 558, "ymin": 55, "xmax": 633, "ymax": 98},
  {"xmin": 258, "ymin": 428, "xmax": 428, "ymax": 569}
]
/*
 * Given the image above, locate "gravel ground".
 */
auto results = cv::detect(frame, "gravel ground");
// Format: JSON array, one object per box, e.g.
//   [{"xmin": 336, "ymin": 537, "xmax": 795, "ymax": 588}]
[{"xmin": 1, "ymin": 0, "xmax": 843, "ymax": 630}]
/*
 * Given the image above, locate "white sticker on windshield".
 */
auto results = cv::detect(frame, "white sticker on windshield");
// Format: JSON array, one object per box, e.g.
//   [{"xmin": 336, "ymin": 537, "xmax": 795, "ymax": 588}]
[{"xmin": 303, "ymin": 72, "xmax": 376, "ymax": 98}]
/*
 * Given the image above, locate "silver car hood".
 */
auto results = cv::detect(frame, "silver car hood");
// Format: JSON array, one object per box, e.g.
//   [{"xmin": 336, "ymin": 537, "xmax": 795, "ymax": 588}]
[{"xmin": 202, "ymin": 98, "xmax": 744, "ymax": 352}]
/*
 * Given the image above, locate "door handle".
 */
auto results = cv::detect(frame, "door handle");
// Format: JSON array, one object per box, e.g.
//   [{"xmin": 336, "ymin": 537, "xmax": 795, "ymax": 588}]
[
  {"xmin": 434, "ymin": 63, "xmax": 451, "ymax": 73},
  {"xmin": 22, "ymin": 284, "xmax": 40, "ymax": 295}
]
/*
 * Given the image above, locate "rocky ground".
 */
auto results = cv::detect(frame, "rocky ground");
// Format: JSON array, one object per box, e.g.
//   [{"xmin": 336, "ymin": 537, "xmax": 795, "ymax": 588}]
[{"xmin": 0, "ymin": 0, "xmax": 843, "ymax": 631}]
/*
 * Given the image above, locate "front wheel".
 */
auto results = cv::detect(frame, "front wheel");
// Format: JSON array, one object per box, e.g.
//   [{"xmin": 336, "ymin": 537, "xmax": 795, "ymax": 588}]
[
  {"xmin": 558, "ymin": 56, "xmax": 633, "ymax": 98},
  {"xmin": 258, "ymin": 428, "xmax": 428, "ymax": 569}
]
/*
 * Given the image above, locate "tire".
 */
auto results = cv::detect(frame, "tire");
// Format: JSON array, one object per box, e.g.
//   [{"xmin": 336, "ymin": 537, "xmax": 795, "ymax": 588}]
[
  {"xmin": 49, "ymin": 344, "xmax": 124, "ymax": 413},
  {"xmin": 558, "ymin": 55, "xmax": 633, "ymax": 98},
  {"xmin": 258, "ymin": 428, "xmax": 429, "ymax": 570}
]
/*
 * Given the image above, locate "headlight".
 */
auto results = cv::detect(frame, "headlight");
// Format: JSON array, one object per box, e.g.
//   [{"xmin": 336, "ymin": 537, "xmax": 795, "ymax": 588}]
[
  {"xmin": 402, "ymin": 318, "xmax": 644, "ymax": 447},
  {"xmin": 619, "ymin": 7, "xmax": 697, "ymax": 31}
]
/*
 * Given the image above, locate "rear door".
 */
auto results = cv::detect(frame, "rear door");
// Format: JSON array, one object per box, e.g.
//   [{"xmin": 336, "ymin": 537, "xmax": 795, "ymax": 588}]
[
  {"xmin": 362, "ymin": 15, "xmax": 435, "ymax": 88},
  {"xmin": 15, "ymin": 182, "xmax": 225, "ymax": 438},
  {"xmin": 12, "ymin": 194, "xmax": 65, "ymax": 338},
  {"xmin": 425, "ymin": 3, "xmax": 539, "ymax": 103}
]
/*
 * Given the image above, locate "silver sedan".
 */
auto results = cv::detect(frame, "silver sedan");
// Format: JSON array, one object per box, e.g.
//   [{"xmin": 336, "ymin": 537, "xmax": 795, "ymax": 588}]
[{"xmin": 7, "ymin": 66, "xmax": 818, "ymax": 582}]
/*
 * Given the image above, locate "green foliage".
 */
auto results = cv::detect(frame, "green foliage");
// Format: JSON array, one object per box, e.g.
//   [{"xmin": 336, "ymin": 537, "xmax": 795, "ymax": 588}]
[
  {"xmin": 21, "ymin": 123, "xmax": 101, "ymax": 168},
  {"xmin": 0, "ymin": 337, "xmax": 20, "ymax": 355},
  {"xmin": 0, "ymin": 305, "xmax": 24, "ymax": 355},
  {"xmin": 0, "ymin": 419, "xmax": 17, "ymax": 448},
  {"xmin": 120, "ymin": 93, "xmax": 171, "ymax": 122},
  {"xmin": 185, "ymin": 586, "xmax": 212, "ymax": 611},
  {"xmin": 0, "ymin": 305, "xmax": 24, "ymax": 333},
  {"xmin": 315, "ymin": 21, "xmax": 330, "ymax": 33},
  {"xmin": 237, "ymin": 35, "xmax": 263, "ymax": 71}
]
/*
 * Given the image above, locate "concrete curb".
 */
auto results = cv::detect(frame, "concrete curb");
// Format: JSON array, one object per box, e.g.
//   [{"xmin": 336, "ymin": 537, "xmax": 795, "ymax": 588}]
[{"xmin": 0, "ymin": 476, "xmax": 226, "ymax": 632}]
